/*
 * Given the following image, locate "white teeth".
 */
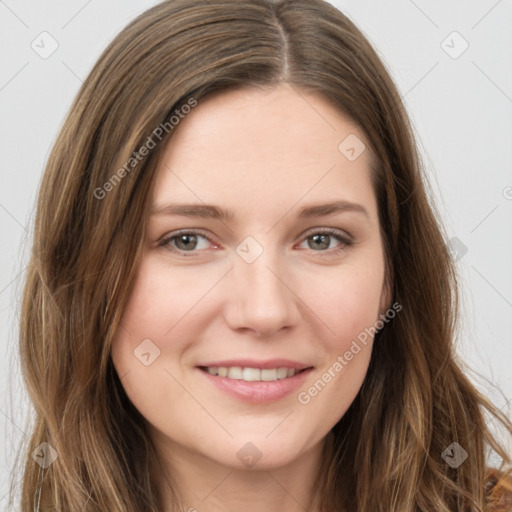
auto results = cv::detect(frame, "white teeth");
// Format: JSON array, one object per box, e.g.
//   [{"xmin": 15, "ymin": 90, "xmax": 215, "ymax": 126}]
[
  {"xmin": 261, "ymin": 369, "xmax": 277, "ymax": 381},
  {"xmin": 204, "ymin": 366, "xmax": 299, "ymax": 382},
  {"xmin": 242, "ymin": 367, "xmax": 260, "ymax": 381},
  {"xmin": 227, "ymin": 366, "xmax": 243, "ymax": 379},
  {"xmin": 277, "ymin": 367, "xmax": 288, "ymax": 379}
]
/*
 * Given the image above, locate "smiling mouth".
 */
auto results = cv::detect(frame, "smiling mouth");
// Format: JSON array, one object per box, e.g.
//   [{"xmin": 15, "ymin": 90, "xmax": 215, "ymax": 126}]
[{"xmin": 198, "ymin": 366, "xmax": 311, "ymax": 382}]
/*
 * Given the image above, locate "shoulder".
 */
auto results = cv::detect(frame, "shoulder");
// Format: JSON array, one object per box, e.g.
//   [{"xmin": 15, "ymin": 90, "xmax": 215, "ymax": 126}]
[{"xmin": 485, "ymin": 468, "xmax": 512, "ymax": 512}]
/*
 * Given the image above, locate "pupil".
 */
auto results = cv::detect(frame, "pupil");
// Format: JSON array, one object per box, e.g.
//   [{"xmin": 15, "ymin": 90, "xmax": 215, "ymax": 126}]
[
  {"xmin": 311, "ymin": 234, "xmax": 328, "ymax": 250},
  {"xmin": 178, "ymin": 234, "xmax": 196, "ymax": 250}
]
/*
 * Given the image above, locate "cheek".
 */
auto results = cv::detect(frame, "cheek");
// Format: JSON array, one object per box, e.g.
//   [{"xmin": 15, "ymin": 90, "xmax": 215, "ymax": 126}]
[
  {"xmin": 110, "ymin": 255, "xmax": 225, "ymax": 414},
  {"xmin": 303, "ymin": 255, "xmax": 386, "ymax": 345},
  {"xmin": 292, "ymin": 255, "xmax": 384, "ymax": 414},
  {"xmin": 109, "ymin": 261, "xmax": 193, "ymax": 425},
  {"xmin": 112, "ymin": 255, "xmax": 219, "ymax": 352}
]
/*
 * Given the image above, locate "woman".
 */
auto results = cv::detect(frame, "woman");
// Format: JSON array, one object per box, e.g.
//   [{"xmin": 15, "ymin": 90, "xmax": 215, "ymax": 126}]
[{"xmin": 11, "ymin": 0, "xmax": 512, "ymax": 510}]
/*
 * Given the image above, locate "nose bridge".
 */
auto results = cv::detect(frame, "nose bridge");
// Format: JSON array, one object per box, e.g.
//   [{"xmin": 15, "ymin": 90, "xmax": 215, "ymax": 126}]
[{"xmin": 228, "ymin": 235, "xmax": 299, "ymax": 334}]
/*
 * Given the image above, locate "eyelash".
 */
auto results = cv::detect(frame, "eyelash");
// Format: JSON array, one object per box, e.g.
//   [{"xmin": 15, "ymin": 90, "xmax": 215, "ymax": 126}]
[{"xmin": 157, "ymin": 228, "xmax": 353, "ymax": 258}]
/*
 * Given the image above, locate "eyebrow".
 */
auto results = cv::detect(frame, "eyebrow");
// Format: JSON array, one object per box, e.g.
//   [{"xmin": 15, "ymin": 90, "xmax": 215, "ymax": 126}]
[{"xmin": 150, "ymin": 200, "xmax": 369, "ymax": 220}]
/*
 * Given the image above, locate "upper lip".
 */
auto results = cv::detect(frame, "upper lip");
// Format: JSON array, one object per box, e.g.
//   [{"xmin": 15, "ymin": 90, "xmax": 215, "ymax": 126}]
[{"xmin": 197, "ymin": 358, "xmax": 313, "ymax": 371}]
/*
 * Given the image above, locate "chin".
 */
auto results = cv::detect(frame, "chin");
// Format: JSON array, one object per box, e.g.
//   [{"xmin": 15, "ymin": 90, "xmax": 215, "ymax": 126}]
[{"xmin": 203, "ymin": 434, "xmax": 311, "ymax": 471}]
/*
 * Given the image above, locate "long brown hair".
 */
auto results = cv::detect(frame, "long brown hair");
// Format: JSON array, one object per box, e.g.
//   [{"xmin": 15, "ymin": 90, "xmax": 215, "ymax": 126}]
[{"xmin": 10, "ymin": 0, "xmax": 511, "ymax": 510}]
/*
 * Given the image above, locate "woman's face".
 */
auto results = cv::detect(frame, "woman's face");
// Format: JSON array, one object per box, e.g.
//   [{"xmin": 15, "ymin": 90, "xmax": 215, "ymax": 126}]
[{"xmin": 111, "ymin": 83, "xmax": 390, "ymax": 472}]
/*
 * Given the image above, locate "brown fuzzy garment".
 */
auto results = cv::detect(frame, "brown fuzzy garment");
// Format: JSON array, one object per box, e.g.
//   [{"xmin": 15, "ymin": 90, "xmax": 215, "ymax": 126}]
[{"xmin": 485, "ymin": 469, "xmax": 512, "ymax": 512}]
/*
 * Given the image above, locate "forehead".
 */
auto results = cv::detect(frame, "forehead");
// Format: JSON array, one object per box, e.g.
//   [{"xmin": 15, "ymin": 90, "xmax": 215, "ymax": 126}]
[
  {"xmin": 152, "ymin": 83, "xmax": 377, "ymax": 220},
  {"xmin": 161, "ymin": 83, "xmax": 370, "ymax": 164}
]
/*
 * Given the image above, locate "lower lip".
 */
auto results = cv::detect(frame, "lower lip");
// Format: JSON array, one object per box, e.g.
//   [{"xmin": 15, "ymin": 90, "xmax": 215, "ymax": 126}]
[{"xmin": 196, "ymin": 367, "xmax": 313, "ymax": 404}]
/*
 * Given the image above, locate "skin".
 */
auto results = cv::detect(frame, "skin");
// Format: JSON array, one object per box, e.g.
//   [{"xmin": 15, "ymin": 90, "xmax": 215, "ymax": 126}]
[{"xmin": 111, "ymin": 82, "xmax": 391, "ymax": 512}]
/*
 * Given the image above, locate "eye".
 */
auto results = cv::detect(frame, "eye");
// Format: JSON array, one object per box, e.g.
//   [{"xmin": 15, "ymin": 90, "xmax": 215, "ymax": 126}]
[
  {"xmin": 157, "ymin": 228, "xmax": 353, "ymax": 257},
  {"xmin": 297, "ymin": 228, "xmax": 353, "ymax": 256},
  {"xmin": 158, "ymin": 230, "xmax": 214, "ymax": 256}
]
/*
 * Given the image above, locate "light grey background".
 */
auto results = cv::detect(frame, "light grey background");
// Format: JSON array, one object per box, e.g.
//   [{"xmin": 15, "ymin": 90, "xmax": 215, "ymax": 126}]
[{"xmin": 1, "ymin": 0, "xmax": 511, "ymax": 507}]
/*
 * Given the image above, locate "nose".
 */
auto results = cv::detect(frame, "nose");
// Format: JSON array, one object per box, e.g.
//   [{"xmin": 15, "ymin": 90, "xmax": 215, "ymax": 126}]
[{"xmin": 223, "ymin": 247, "xmax": 301, "ymax": 337}]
